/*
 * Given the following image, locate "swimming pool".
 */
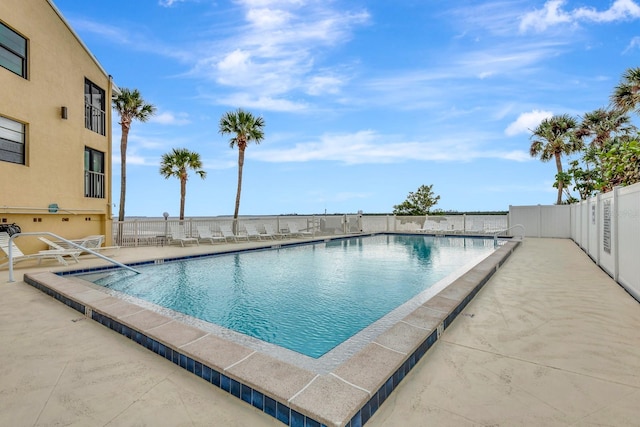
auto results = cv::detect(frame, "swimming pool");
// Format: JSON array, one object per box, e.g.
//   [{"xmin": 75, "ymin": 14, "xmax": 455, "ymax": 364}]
[{"xmin": 80, "ymin": 234, "xmax": 497, "ymax": 358}]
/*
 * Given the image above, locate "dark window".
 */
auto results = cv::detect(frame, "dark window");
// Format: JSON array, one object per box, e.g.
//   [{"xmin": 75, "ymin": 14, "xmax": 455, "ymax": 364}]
[
  {"xmin": 84, "ymin": 79, "xmax": 105, "ymax": 135},
  {"xmin": 84, "ymin": 147, "xmax": 105, "ymax": 198},
  {"xmin": 0, "ymin": 115, "xmax": 25, "ymax": 165},
  {"xmin": 0, "ymin": 21, "xmax": 27, "ymax": 78}
]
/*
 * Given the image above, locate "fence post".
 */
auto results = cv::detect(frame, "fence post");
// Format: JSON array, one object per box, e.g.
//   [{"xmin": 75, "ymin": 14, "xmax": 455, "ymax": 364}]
[{"xmin": 613, "ymin": 186, "xmax": 620, "ymax": 282}]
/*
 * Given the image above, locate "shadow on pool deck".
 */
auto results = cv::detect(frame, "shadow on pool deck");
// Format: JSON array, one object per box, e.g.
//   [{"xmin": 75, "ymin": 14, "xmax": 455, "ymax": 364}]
[{"xmin": 1, "ymin": 237, "xmax": 639, "ymax": 426}]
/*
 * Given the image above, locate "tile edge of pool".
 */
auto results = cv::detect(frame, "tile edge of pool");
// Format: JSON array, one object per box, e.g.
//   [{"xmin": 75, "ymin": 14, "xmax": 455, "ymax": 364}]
[{"xmin": 23, "ymin": 237, "xmax": 520, "ymax": 427}]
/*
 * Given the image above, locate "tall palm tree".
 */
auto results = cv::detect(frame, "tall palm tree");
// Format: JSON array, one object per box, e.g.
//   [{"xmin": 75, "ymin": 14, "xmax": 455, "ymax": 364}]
[
  {"xmin": 218, "ymin": 109, "xmax": 265, "ymax": 232},
  {"xmin": 530, "ymin": 114, "xmax": 582, "ymax": 205},
  {"xmin": 159, "ymin": 148, "xmax": 206, "ymax": 220},
  {"xmin": 611, "ymin": 67, "xmax": 640, "ymax": 115},
  {"xmin": 113, "ymin": 88, "xmax": 156, "ymax": 222},
  {"xmin": 576, "ymin": 108, "xmax": 635, "ymax": 149}
]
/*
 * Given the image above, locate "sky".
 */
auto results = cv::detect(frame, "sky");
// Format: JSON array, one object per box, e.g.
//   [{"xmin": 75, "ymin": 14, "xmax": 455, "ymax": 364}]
[{"xmin": 51, "ymin": 0, "xmax": 640, "ymax": 217}]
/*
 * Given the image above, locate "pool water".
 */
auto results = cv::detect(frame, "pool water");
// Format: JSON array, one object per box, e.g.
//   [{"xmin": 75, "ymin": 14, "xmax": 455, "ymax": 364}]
[{"xmin": 84, "ymin": 235, "xmax": 496, "ymax": 358}]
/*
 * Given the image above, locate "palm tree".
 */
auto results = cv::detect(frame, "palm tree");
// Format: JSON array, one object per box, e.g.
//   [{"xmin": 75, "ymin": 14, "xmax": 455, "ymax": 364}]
[
  {"xmin": 113, "ymin": 88, "xmax": 156, "ymax": 222},
  {"xmin": 529, "ymin": 114, "xmax": 582, "ymax": 205},
  {"xmin": 159, "ymin": 148, "xmax": 206, "ymax": 220},
  {"xmin": 218, "ymin": 109, "xmax": 265, "ymax": 232},
  {"xmin": 611, "ymin": 67, "xmax": 640, "ymax": 115},
  {"xmin": 575, "ymin": 108, "xmax": 635, "ymax": 149}
]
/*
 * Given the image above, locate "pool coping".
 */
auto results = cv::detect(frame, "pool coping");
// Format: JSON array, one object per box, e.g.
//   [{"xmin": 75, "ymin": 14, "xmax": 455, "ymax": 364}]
[{"xmin": 23, "ymin": 235, "xmax": 520, "ymax": 427}]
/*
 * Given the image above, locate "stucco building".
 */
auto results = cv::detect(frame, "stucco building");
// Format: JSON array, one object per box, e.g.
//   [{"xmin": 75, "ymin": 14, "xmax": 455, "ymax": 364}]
[{"xmin": 1, "ymin": 0, "xmax": 116, "ymax": 252}]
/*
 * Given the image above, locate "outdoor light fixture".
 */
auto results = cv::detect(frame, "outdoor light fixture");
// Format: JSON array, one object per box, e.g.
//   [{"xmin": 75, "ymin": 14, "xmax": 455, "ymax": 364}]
[{"xmin": 61, "ymin": 106, "xmax": 68, "ymax": 119}]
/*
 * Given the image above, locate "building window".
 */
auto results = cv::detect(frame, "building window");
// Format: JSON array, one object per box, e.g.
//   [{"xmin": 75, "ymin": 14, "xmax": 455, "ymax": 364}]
[
  {"xmin": 85, "ymin": 79, "xmax": 105, "ymax": 135},
  {"xmin": 0, "ymin": 115, "xmax": 25, "ymax": 165},
  {"xmin": 85, "ymin": 147, "xmax": 104, "ymax": 198},
  {"xmin": 0, "ymin": 21, "xmax": 27, "ymax": 78}
]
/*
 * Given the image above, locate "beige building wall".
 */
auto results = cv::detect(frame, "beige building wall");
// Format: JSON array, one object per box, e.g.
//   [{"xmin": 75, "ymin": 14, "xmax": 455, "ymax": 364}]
[{"xmin": 0, "ymin": 0, "xmax": 114, "ymax": 253}]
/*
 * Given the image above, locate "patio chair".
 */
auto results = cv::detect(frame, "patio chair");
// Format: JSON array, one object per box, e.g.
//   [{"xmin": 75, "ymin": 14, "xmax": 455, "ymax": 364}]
[
  {"xmin": 219, "ymin": 224, "xmax": 249, "ymax": 242},
  {"xmin": 0, "ymin": 232, "xmax": 76, "ymax": 268},
  {"xmin": 263, "ymin": 224, "xmax": 286, "ymax": 239},
  {"xmin": 169, "ymin": 225, "xmax": 199, "ymax": 247},
  {"xmin": 197, "ymin": 226, "xmax": 226, "ymax": 244},
  {"xmin": 287, "ymin": 222, "xmax": 313, "ymax": 237},
  {"xmin": 47, "ymin": 234, "xmax": 120, "ymax": 256},
  {"xmin": 244, "ymin": 223, "xmax": 271, "ymax": 240},
  {"xmin": 37, "ymin": 237, "xmax": 82, "ymax": 263}
]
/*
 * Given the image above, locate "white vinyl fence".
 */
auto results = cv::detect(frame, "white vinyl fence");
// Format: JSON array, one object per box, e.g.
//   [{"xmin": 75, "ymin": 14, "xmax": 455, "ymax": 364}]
[
  {"xmin": 112, "ymin": 214, "xmax": 509, "ymax": 248},
  {"xmin": 509, "ymin": 181, "xmax": 640, "ymax": 301}
]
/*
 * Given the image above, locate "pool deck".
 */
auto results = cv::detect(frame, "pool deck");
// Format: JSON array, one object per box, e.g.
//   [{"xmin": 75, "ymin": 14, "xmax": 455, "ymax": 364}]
[{"xmin": 1, "ymin": 237, "xmax": 639, "ymax": 426}]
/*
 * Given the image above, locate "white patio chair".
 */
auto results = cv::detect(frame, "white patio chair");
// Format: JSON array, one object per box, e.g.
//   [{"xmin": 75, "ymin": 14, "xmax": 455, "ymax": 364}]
[
  {"xmin": 287, "ymin": 222, "xmax": 313, "ymax": 237},
  {"xmin": 0, "ymin": 232, "xmax": 74, "ymax": 268},
  {"xmin": 197, "ymin": 226, "xmax": 225, "ymax": 244},
  {"xmin": 219, "ymin": 224, "xmax": 249, "ymax": 242},
  {"xmin": 169, "ymin": 225, "xmax": 199, "ymax": 247}
]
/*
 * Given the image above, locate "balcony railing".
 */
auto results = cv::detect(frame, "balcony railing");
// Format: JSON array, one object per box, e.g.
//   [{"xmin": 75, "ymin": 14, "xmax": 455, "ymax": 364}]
[
  {"xmin": 84, "ymin": 103, "xmax": 105, "ymax": 135},
  {"xmin": 84, "ymin": 170, "xmax": 105, "ymax": 198}
]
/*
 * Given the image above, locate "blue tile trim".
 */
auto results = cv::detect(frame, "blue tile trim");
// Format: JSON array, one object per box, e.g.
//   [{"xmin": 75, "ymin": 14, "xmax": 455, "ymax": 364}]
[
  {"xmin": 23, "ymin": 275, "xmax": 327, "ymax": 427},
  {"xmin": 24, "ymin": 276, "xmax": 86, "ymax": 314}
]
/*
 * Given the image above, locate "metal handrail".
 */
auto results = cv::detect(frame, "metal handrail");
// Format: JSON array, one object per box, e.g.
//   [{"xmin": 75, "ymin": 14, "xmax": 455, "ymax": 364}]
[
  {"xmin": 493, "ymin": 224, "xmax": 525, "ymax": 244},
  {"xmin": 8, "ymin": 232, "xmax": 140, "ymax": 282}
]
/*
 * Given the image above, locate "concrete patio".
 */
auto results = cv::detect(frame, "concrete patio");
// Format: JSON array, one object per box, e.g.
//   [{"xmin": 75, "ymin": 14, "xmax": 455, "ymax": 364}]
[{"xmin": 1, "ymin": 237, "xmax": 639, "ymax": 426}]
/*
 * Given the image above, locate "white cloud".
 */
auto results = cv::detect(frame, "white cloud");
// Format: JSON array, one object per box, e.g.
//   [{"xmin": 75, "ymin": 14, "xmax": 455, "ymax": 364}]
[
  {"xmin": 520, "ymin": 0, "xmax": 640, "ymax": 33},
  {"xmin": 254, "ymin": 130, "xmax": 531, "ymax": 165},
  {"xmin": 190, "ymin": 2, "xmax": 369, "ymax": 102},
  {"xmin": 216, "ymin": 93, "xmax": 309, "ymax": 112},
  {"xmin": 306, "ymin": 75, "xmax": 344, "ymax": 95},
  {"xmin": 624, "ymin": 36, "xmax": 640, "ymax": 53},
  {"xmin": 246, "ymin": 8, "xmax": 293, "ymax": 28},
  {"xmin": 149, "ymin": 111, "xmax": 191, "ymax": 125},
  {"xmin": 574, "ymin": 0, "xmax": 640, "ymax": 22},
  {"xmin": 159, "ymin": 0, "xmax": 188, "ymax": 7},
  {"xmin": 504, "ymin": 110, "xmax": 553, "ymax": 136}
]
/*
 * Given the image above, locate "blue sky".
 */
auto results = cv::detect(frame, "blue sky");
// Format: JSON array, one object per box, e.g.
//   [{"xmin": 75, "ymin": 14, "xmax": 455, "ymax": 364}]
[{"xmin": 52, "ymin": 0, "xmax": 640, "ymax": 216}]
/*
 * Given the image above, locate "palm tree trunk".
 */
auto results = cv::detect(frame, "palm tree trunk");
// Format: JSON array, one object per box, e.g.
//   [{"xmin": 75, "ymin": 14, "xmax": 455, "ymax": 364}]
[
  {"xmin": 233, "ymin": 148, "xmax": 245, "ymax": 234},
  {"xmin": 118, "ymin": 125, "xmax": 129, "ymax": 222},
  {"xmin": 180, "ymin": 177, "xmax": 186, "ymax": 221},
  {"xmin": 117, "ymin": 124, "xmax": 129, "ymax": 245},
  {"xmin": 555, "ymin": 153, "xmax": 564, "ymax": 205}
]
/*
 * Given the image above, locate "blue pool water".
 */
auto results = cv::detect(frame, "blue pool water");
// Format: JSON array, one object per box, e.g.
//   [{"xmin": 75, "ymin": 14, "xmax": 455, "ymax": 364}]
[{"xmin": 84, "ymin": 235, "xmax": 496, "ymax": 358}]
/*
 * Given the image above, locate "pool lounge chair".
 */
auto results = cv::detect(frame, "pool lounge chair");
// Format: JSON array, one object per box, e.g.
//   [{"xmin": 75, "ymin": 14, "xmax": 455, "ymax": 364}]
[
  {"xmin": 37, "ymin": 237, "xmax": 82, "ymax": 263},
  {"xmin": 197, "ymin": 226, "xmax": 226, "ymax": 244},
  {"xmin": 219, "ymin": 224, "xmax": 249, "ymax": 242},
  {"xmin": 287, "ymin": 222, "xmax": 313, "ymax": 237},
  {"xmin": 0, "ymin": 232, "xmax": 77, "ymax": 268},
  {"xmin": 169, "ymin": 225, "xmax": 199, "ymax": 247},
  {"xmin": 244, "ymin": 223, "xmax": 274, "ymax": 240},
  {"xmin": 263, "ymin": 224, "xmax": 286, "ymax": 239},
  {"xmin": 47, "ymin": 234, "xmax": 120, "ymax": 256}
]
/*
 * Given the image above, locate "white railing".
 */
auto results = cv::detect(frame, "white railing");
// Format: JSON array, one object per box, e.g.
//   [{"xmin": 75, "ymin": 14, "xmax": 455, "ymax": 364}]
[{"xmin": 111, "ymin": 214, "xmax": 509, "ymax": 247}]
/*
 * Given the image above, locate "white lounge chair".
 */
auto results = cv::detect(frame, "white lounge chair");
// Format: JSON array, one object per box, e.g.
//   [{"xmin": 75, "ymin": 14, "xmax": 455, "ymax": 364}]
[
  {"xmin": 219, "ymin": 224, "xmax": 249, "ymax": 242},
  {"xmin": 257, "ymin": 224, "xmax": 276, "ymax": 240},
  {"xmin": 38, "ymin": 237, "xmax": 82, "ymax": 263},
  {"xmin": 287, "ymin": 222, "xmax": 313, "ymax": 237},
  {"xmin": 169, "ymin": 225, "xmax": 199, "ymax": 247},
  {"xmin": 244, "ymin": 223, "xmax": 272, "ymax": 240},
  {"xmin": 197, "ymin": 226, "xmax": 225, "ymax": 244},
  {"xmin": 46, "ymin": 234, "xmax": 120, "ymax": 256},
  {"xmin": 263, "ymin": 224, "xmax": 286, "ymax": 239},
  {"xmin": 0, "ymin": 232, "xmax": 76, "ymax": 268}
]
